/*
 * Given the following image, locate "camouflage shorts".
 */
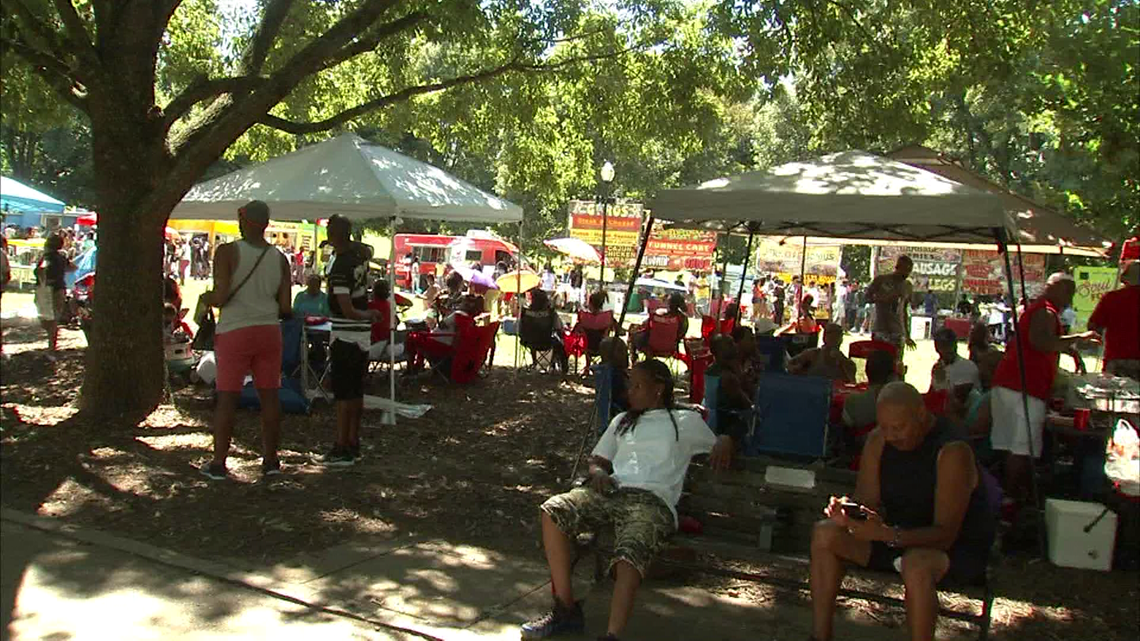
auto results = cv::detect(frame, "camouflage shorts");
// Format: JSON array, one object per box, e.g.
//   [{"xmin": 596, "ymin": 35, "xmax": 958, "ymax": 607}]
[{"xmin": 541, "ymin": 486, "xmax": 675, "ymax": 578}]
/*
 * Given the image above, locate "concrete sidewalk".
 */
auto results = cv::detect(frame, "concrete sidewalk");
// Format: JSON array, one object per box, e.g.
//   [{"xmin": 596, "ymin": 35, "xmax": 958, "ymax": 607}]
[
  {"xmin": 1, "ymin": 510, "xmax": 911, "ymax": 641},
  {"xmin": 1, "ymin": 520, "xmax": 419, "ymax": 641}
]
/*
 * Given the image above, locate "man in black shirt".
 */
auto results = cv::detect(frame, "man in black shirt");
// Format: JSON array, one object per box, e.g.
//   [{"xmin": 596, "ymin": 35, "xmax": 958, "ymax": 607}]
[{"xmin": 322, "ymin": 215, "xmax": 380, "ymax": 467}]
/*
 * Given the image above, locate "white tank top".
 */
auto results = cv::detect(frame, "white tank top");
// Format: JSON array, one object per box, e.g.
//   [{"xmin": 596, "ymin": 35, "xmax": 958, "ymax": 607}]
[{"xmin": 216, "ymin": 240, "xmax": 282, "ymax": 334}]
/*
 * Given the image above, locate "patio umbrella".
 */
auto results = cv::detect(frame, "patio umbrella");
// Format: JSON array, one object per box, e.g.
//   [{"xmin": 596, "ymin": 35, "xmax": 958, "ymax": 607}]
[
  {"xmin": 450, "ymin": 262, "xmax": 499, "ymax": 289},
  {"xmin": 544, "ymin": 237, "xmax": 601, "ymax": 263},
  {"xmin": 76, "ymin": 212, "xmax": 98, "ymax": 226},
  {"xmin": 496, "ymin": 270, "xmax": 540, "ymax": 293},
  {"xmin": 635, "ymin": 277, "xmax": 687, "ymax": 292}
]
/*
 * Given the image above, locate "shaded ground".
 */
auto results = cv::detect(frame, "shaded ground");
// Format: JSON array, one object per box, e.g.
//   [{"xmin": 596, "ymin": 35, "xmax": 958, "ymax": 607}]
[{"xmin": 1, "ymin": 314, "xmax": 1136, "ymax": 640}]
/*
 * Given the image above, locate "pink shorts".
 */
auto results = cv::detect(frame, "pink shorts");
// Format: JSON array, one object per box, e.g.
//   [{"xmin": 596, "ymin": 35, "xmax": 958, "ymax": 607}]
[{"xmin": 214, "ymin": 324, "xmax": 282, "ymax": 392}]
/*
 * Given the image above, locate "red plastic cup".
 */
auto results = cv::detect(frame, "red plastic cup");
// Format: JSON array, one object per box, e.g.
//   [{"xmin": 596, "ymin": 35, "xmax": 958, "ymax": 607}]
[{"xmin": 1073, "ymin": 408, "xmax": 1091, "ymax": 431}]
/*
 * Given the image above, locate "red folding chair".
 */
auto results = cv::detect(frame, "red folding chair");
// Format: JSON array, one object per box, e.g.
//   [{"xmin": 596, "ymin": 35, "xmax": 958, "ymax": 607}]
[
  {"xmin": 448, "ymin": 321, "xmax": 500, "ymax": 384},
  {"xmin": 848, "ymin": 340, "xmax": 899, "ymax": 359},
  {"xmin": 569, "ymin": 310, "xmax": 614, "ymax": 375}
]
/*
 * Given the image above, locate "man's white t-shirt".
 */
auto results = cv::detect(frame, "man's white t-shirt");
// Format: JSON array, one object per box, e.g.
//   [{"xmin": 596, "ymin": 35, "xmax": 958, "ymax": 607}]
[
  {"xmin": 932, "ymin": 356, "xmax": 980, "ymax": 392},
  {"xmin": 592, "ymin": 409, "xmax": 717, "ymax": 525}
]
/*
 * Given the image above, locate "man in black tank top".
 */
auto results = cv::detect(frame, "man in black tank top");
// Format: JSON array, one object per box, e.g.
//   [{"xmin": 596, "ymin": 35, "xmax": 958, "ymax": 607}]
[{"xmin": 809, "ymin": 382, "xmax": 996, "ymax": 641}]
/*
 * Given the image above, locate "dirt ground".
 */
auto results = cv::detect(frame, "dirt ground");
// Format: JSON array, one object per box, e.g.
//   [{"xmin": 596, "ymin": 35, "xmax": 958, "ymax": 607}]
[{"xmin": 1, "ymin": 315, "xmax": 1136, "ymax": 640}]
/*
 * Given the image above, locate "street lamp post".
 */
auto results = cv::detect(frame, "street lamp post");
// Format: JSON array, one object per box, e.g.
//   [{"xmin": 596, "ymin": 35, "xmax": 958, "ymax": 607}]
[{"xmin": 599, "ymin": 161, "xmax": 615, "ymax": 289}]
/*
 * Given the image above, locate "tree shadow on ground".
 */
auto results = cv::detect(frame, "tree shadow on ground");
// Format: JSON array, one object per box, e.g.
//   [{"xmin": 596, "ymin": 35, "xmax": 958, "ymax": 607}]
[{"xmin": 2, "ymin": 326, "xmax": 1135, "ymax": 640}]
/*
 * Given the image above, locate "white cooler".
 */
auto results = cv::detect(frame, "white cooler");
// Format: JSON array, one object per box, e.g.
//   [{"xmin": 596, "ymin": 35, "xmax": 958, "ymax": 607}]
[{"xmin": 1045, "ymin": 498, "xmax": 1117, "ymax": 571}]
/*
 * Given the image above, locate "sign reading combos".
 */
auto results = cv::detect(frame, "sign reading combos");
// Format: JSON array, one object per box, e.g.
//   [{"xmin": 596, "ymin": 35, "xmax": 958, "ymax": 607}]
[
  {"xmin": 961, "ymin": 250, "xmax": 1046, "ymax": 297},
  {"xmin": 567, "ymin": 200, "xmax": 717, "ymax": 270},
  {"xmin": 753, "ymin": 239, "xmax": 842, "ymax": 286},
  {"xmin": 878, "ymin": 246, "xmax": 961, "ymax": 293}
]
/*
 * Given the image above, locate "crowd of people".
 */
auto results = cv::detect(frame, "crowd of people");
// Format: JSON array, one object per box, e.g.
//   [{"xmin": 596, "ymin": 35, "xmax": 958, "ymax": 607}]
[{"xmin": 6, "ymin": 203, "xmax": 1135, "ymax": 641}]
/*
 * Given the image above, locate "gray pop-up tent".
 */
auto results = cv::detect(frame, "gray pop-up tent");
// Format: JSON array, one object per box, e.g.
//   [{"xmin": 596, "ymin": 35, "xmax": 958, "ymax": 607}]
[
  {"xmin": 173, "ymin": 133, "xmax": 523, "ymax": 423},
  {"xmin": 642, "ymin": 150, "xmax": 1054, "ymax": 552}
]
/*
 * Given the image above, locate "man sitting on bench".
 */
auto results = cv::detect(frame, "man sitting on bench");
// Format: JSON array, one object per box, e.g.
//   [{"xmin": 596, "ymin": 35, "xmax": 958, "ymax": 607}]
[
  {"xmin": 522, "ymin": 359, "xmax": 734, "ymax": 641},
  {"xmin": 809, "ymin": 382, "xmax": 996, "ymax": 641}
]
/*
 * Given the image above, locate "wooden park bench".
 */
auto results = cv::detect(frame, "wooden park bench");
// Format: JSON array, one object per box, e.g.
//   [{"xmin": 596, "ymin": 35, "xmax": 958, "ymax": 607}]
[{"xmin": 581, "ymin": 455, "xmax": 995, "ymax": 640}]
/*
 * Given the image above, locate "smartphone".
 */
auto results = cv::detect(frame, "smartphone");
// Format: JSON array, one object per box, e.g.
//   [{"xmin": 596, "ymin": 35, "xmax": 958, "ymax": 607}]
[{"xmin": 839, "ymin": 499, "xmax": 869, "ymax": 521}]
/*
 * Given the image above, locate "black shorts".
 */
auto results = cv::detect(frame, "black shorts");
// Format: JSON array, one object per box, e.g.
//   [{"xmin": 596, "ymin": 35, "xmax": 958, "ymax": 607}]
[
  {"xmin": 330, "ymin": 339, "xmax": 368, "ymax": 401},
  {"xmin": 867, "ymin": 542, "xmax": 988, "ymax": 586}
]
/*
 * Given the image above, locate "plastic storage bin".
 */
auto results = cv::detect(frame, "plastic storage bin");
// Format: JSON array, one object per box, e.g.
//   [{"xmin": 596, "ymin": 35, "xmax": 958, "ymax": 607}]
[{"xmin": 1045, "ymin": 498, "xmax": 1117, "ymax": 571}]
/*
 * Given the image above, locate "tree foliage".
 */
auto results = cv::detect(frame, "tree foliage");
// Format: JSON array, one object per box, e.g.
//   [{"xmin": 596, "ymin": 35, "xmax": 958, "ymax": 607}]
[{"xmin": 1, "ymin": 0, "xmax": 1135, "ymax": 417}]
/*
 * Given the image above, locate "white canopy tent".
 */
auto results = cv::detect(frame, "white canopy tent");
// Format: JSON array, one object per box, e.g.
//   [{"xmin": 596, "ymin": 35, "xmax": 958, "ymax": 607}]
[
  {"xmin": 173, "ymin": 133, "xmax": 523, "ymax": 425},
  {"xmin": 172, "ymin": 133, "xmax": 522, "ymax": 223},
  {"xmin": 638, "ymin": 151, "xmax": 1050, "ymax": 554},
  {"xmin": 649, "ymin": 151, "xmax": 1016, "ymax": 243}
]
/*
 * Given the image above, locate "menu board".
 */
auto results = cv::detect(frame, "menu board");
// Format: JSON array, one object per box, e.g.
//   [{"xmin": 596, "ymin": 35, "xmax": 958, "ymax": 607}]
[
  {"xmin": 877, "ymin": 245, "xmax": 961, "ymax": 293},
  {"xmin": 567, "ymin": 200, "xmax": 717, "ymax": 270},
  {"xmin": 961, "ymin": 250, "xmax": 1046, "ymax": 297},
  {"xmin": 753, "ymin": 238, "xmax": 841, "ymax": 286}
]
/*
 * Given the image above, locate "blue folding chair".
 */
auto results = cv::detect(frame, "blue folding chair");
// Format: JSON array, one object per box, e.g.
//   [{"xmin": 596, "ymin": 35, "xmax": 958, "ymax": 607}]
[
  {"xmin": 747, "ymin": 373, "xmax": 830, "ymax": 458},
  {"xmin": 238, "ymin": 318, "xmax": 310, "ymax": 414}
]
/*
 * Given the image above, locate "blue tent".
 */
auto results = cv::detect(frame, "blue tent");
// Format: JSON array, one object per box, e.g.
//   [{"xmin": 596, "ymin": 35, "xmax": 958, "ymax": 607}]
[
  {"xmin": 65, "ymin": 248, "xmax": 97, "ymax": 289},
  {"xmin": 1, "ymin": 176, "xmax": 66, "ymax": 228}
]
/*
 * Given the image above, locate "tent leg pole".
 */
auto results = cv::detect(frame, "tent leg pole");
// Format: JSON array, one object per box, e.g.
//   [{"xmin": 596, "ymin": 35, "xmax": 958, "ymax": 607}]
[
  {"xmin": 715, "ymin": 234, "xmax": 730, "ymax": 321},
  {"xmin": 616, "ymin": 215, "xmax": 656, "ymax": 332},
  {"xmin": 386, "ymin": 216, "xmax": 397, "ymax": 426},
  {"xmin": 734, "ymin": 229, "xmax": 755, "ymax": 325},
  {"xmin": 515, "ymin": 221, "xmax": 523, "ymax": 377},
  {"xmin": 995, "ymin": 228, "xmax": 1046, "ymax": 559}
]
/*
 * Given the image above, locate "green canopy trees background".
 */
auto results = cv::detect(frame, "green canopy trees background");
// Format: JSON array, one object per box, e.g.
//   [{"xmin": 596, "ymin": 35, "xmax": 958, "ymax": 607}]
[{"xmin": 1, "ymin": 0, "xmax": 1134, "ymax": 418}]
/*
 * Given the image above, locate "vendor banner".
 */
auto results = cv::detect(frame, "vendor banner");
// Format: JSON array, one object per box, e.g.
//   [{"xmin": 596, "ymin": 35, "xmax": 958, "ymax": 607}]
[
  {"xmin": 567, "ymin": 200, "xmax": 716, "ymax": 270},
  {"xmin": 961, "ymin": 250, "xmax": 1047, "ymax": 297},
  {"xmin": 877, "ymin": 245, "xmax": 961, "ymax": 293},
  {"xmin": 1073, "ymin": 266, "xmax": 1119, "ymax": 330},
  {"xmin": 752, "ymin": 238, "xmax": 841, "ymax": 286}
]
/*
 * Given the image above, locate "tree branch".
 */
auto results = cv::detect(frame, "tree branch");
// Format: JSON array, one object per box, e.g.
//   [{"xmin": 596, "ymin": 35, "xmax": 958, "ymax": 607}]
[
  {"xmin": 823, "ymin": 0, "xmax": 885, "ymax": 54},
  {"xmin": 259, "ymin": 45, "xmax": 642, "ymax": 135},
  {"xmin": 269, "ymin": 0, "xmax": 401, "ymax": 85},
  {"xmin": 0, "ymin": 34, "xmax": 88, "ymax": 110},
  {"xmin": 315, "ymin": 10, "xmax": 427, "ymax": 74},
  {"xmin": 162, "ymin": 75, "xmax": 266, "ymax": 128},
  {"xmin": 3, "ymin": 0, "xmax": 70, "ymax": 65},
  {"xmin": 52, "ymin": 0, "xmax": 101, "ymax": 70},
  {"xmin": 241, "ymin": 0, "xmax": 296, "ymax": 75}
]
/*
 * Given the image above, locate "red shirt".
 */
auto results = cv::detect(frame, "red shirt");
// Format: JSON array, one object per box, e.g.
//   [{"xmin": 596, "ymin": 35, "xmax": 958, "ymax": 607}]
[
  {"xmin": 1088, "ymin": 285, "xmax": 1140, "ymax": 363},
  {"xmin": 992, "ymin": 298, "xmax": 1061, "ymax": 400},
  {"xmin": 368, "ymin": 299, "xmax": 391, "ymax": 344}
]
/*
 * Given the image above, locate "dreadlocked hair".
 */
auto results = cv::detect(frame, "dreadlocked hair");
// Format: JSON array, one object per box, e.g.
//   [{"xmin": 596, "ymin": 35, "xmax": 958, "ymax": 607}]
[{"xmin": 616, "ymin": 359, "xmax": 681, "ymax": 441}]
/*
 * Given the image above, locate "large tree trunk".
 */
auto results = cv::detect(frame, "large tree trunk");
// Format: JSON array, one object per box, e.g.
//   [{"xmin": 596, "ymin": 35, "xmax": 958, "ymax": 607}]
[
  {"xmin": 79, "ymin": 199, "xmax": 168, "ymax": 418},
  {"xmin": 78, "ymin": 96, "xmax": 182, "ymax": 418}
]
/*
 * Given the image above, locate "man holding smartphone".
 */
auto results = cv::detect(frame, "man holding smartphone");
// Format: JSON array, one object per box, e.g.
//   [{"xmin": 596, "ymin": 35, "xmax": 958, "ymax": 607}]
[{"xmin": 808, "ymin": 383, "xmax": 996, "ymax": 641}]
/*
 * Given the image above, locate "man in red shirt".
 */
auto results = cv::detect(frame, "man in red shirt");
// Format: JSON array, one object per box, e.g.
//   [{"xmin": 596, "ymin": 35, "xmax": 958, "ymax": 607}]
[
  {"xmin": 1088, "ymin": 261, "xmax": 1140, "ymax": 381},
  {"xmin": 989, "ymin": 273, "xmax": 1100, "ymax": 510}
]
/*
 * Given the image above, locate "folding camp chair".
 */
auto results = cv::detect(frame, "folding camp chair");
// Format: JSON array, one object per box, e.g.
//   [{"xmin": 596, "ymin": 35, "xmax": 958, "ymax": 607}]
[
  {"xmin": 632, "ymin": 313, "xmax": 686, "ymax": 377},
  {"xmin": 446, "ymin": 321, "xmax": 500, "ymax": 384},
  {"xmin": 701, "ymin": 372, "xmax": 758, "ymax": 444},
  {"xmin": 569, "ymin": 309, "xmax": 614, "ymax": 375},
  {"xmin": 519, "ymin": 307, "xmax": 558, "ymax": 373},
  {"xmin": 368, "ymin": 329, "xmax": 409, "ymax": 378},
  {"xmin": 240, "ymin": 317, "xmax": 310, "ymax": 414},
  {"xmin": 569, "ymin": 364, "xmax": 625, "ymax": 481},
  {"xmin": 784, "ymin": 330, "xmax": 820, "ymax": 359},
  {"xmin": 300, "ymin": 321, "xmax": 332, "ymax": 403}
]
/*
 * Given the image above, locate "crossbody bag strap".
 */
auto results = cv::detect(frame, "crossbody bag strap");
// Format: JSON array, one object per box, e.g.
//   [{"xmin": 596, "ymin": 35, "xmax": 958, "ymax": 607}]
[{"xmin": 218, "ymin": 244, "xmax": 271, "ymax": 309}]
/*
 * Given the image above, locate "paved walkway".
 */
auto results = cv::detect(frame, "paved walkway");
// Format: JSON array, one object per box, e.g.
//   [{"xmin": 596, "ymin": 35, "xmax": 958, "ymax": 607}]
[{"xmin": 1, "ymin": 510, "xmax": 910, "ymax": 641}]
